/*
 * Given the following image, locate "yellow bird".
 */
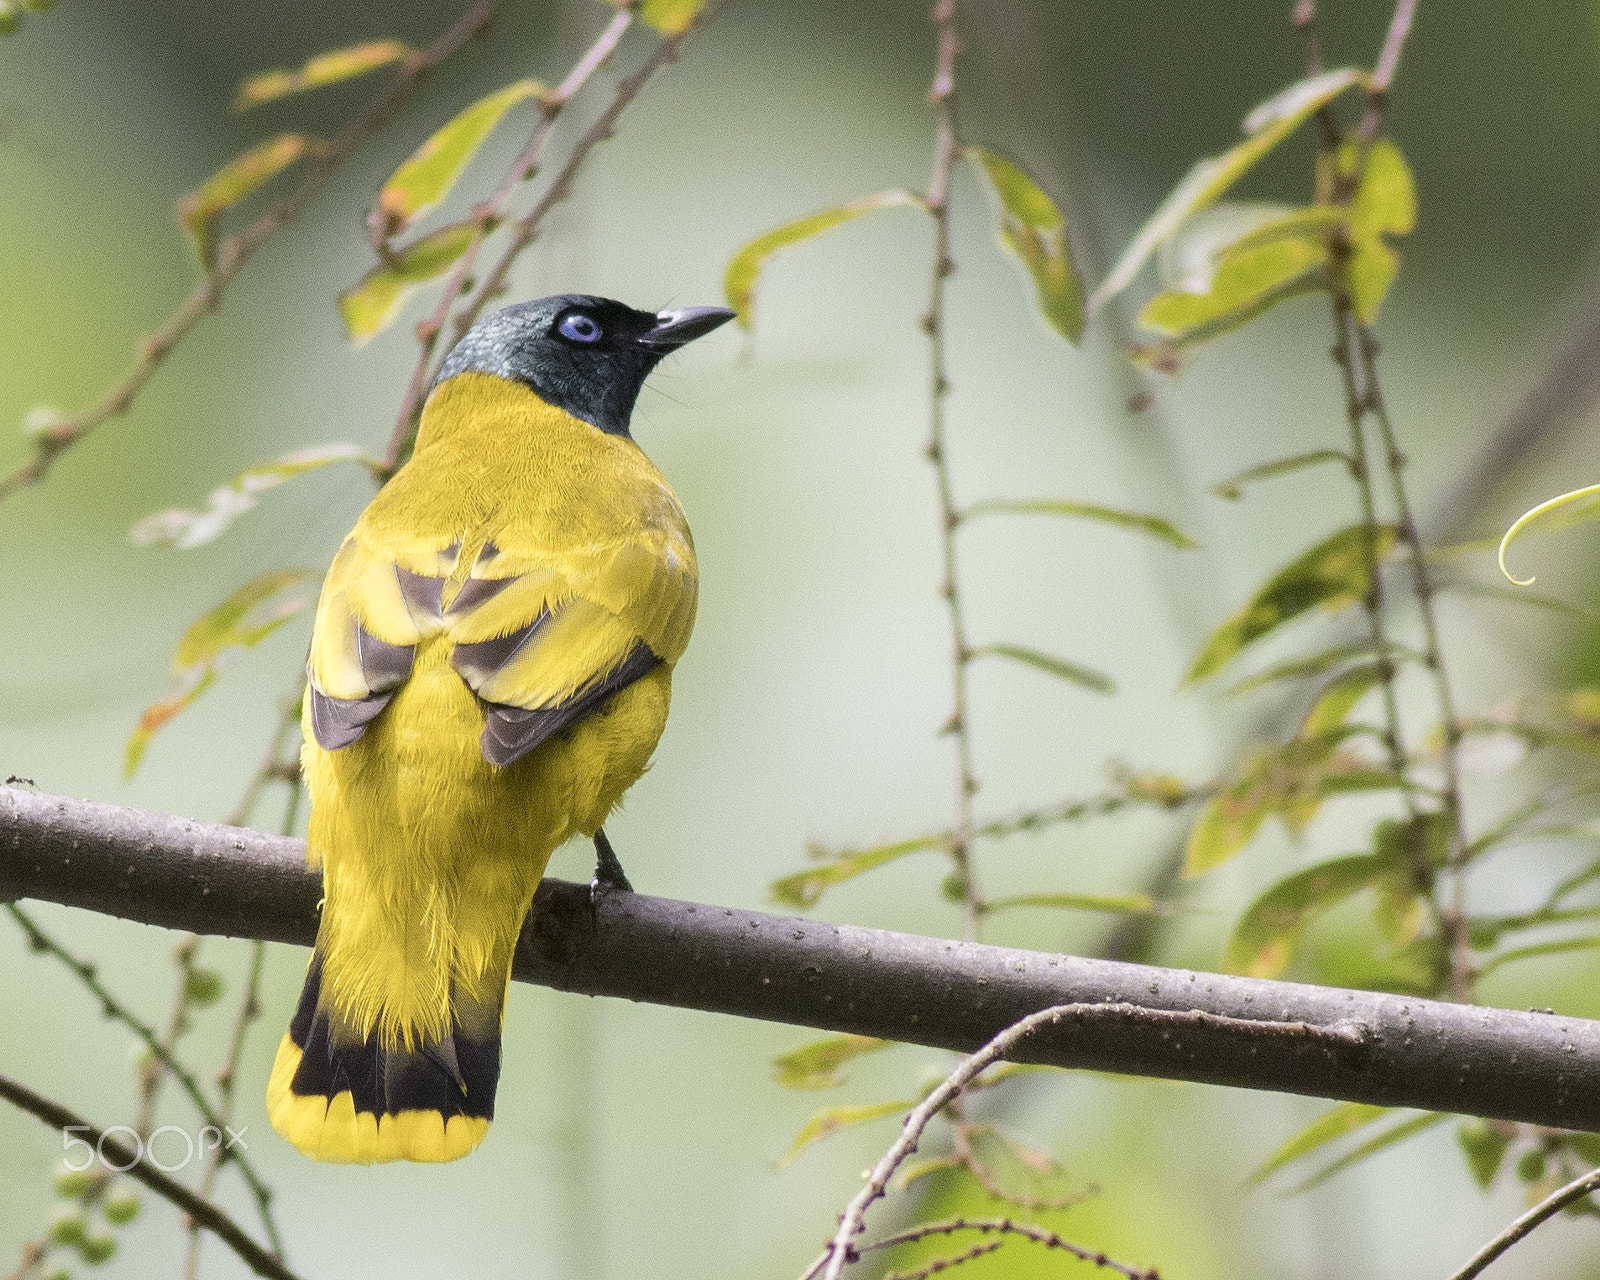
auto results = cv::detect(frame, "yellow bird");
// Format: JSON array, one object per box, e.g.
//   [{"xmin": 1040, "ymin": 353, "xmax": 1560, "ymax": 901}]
[{"xmin": 267, "ymin": 294, "xmax": 733, "ymax": 1163}]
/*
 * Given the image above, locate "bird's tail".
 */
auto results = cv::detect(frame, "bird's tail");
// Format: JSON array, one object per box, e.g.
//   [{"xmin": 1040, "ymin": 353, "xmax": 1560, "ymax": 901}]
[{"xmin": 266, "ymin": 949, "xmax": 505, "ymax": 1164}]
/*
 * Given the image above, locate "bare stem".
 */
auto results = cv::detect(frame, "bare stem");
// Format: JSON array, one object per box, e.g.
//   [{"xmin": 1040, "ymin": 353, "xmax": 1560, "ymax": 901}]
[
  {"xmin": 0, "ymin": 0, "xmax": 500, "ymax": 503},
  {"xmin": 860, "ymin": 1217, "xmax": 1158, "ymax": 1280},
  {"xmin": 0, "ymin": 1073, "xmax": 300, "ymax": 1280},
  {"xmin": 1446, "ymin": 1163, "xmax": 1600, "ymax": 1280},
  {"xmin": 921, "ymin": 0, "xmax": 984, "ymax": 941},
  {"xmin": 801, "ymin": 1002, "xmax": 1200, "ymax": 1280}
]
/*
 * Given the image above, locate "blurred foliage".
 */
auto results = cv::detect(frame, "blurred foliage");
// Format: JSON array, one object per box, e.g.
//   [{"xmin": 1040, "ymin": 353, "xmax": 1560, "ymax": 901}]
[{"xmin": 8, "ymin": 0, "xmax": 1600, "ymax": 1278}]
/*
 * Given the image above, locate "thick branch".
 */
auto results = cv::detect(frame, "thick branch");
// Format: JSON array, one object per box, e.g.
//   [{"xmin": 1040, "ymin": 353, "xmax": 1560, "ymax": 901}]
[{"xmin": 4, "ymin": 787, "xmax": 1600, "ymax": 1132}]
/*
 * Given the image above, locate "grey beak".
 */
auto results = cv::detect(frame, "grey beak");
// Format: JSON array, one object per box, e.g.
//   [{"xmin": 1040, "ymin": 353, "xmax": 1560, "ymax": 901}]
[{"xmin": 638, "ymin": 305, "xmax": 738, "ymax": 350}]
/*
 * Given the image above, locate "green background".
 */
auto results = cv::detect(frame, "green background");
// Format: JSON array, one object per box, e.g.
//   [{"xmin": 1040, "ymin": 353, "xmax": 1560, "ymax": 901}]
[{"xmin": 3, "ymin": 0, "xmax": 1600, "ymax": 1276}]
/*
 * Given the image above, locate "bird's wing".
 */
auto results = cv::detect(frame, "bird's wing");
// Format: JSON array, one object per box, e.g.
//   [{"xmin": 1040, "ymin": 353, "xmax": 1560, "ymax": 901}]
[
  {"xmin": 445, "ymin": 526, "xmax": 698, "ymax": 765},
  {"xmin": 305, "ymin": 520, "xmax": 697, "ymax": 766}
]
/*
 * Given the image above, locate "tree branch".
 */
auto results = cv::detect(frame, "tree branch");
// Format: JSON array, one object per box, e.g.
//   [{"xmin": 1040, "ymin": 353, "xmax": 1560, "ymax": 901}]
[
  {"xmin": 4, "ymin": 786, "xmax": 1600, "ymax": 1132},
  {"xmin": 0, "ymin": 1072, "xmax": 299, "ymax": 1280},
  {"xmin": 0, "ymin": 0, "xmax": 500, "ymax": 503}
]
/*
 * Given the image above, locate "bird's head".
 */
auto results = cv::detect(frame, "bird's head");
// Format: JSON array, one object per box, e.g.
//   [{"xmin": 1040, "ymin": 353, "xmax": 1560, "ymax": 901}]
[{"xmin": 434, "ymin": 294, "xmax": 736, "ymax": 437}]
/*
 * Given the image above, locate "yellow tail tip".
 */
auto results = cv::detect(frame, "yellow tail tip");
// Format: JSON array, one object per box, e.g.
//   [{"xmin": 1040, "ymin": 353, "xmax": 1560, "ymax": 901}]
[{"xmin": 266, "ymin": 1034, "xmax": 489, "ymax": 1165}]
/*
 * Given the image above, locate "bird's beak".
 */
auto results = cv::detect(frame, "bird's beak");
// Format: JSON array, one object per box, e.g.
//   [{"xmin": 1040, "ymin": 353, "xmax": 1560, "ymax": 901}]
[{"xmin": 638, "ymin": 306, "xmax": 738, "ymax": 350}]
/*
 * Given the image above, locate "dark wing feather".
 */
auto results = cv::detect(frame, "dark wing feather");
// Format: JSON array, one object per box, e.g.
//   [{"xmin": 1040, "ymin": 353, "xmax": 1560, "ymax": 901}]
[{"xmin": 479, "ymin": 642, "xmax": 661, "ymax": 767}]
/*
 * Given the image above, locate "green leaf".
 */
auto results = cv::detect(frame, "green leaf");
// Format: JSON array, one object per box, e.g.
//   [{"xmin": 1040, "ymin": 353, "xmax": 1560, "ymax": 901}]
[
  {"xmin": 1287, "ymin": 1112, "xmax": 1448, "ymax": 1194},
  {"xmin": 125, "ymin": 569, "xmax": 317, "ymax": 779},
  {"xmin": 1186, "ymin": 523, "xmax": 1399, "ymax": 683},
  {"xmin": 967, "ymin": 146, "xmax": 1084, "ymax": 343},
  {"xmin": 637, "ymin": 0, "xmax": 707, "ymax": 33},
  {"xmin": 234, "ymin": 39, "xmax": 410, "ymax": 110},
  {"xmin": 1470, "ymin": 907, "xmax": 1600, "ymax": 950},
  {"xmin": 985, "ymin": 891, "xmax": 1157, "ymax": 916},
  {"xmin": 1227, "ymin": 642, "xmax": 1384, "ymax": 695},
  {"xmin": 723, "ymin": 190, "xmax": 926, "ymax": 326},
  {"xmin": 1299, "ymin": 665, "xmax": 1381, "ymax": 740},
  {"xmin": 963, "ymin": 498, "xmax": 1195, "ymax": 549},
  {"xmin": 1245, "ymin": 1101, "xmax": 1391, "ymax": 1187},
  {"xmin": 1089, "ymin": 66, "xmax": 1367, "ymax": 312},
  {"xmin": 897, "ymin": 1156, "xmax": 962, "ymax": 1189},
  {"xmin": 1225, "ymin": 853, "xmax": 1388, "ymax": 977},
  {"xmin": 770, "ymin": 835, "xmax": 946, "ymax": 909},
  {"xmin": 1211, "ymin": 450, "xmax": 1350, "ymax": 501},
  {"xmin": 1456, "ymin": 1119, "xmax": 1512, "ymax": 1190},
  {"xmin": 1445, "ymin": 580, "xmax": 1595, "ymax": 622},
  {"xmin": 1156, "ymin": 202, "xmax": 1297, "ymax": 293},
  {"xmin": 771, "ymin": 1035, "xmax": 889, "ymax": 1090},
  {"xmin": 377, "ymin": 80, "xmax": 549, "ymax": 233},
  {"xmin": 129, "ymin": 443, "xmax": 381, "ymax": 549},
  {"xmin": 1138, "ymin": 211, "xmax": 1334, "ymax": 349},
  {"xmin": 1476, "ymin": 934, "xmax": 1600, "ymax": 980},
  {"xmin": 971, "ymin": 643, "xmax": 1115, "ymax": 694},
  {"xmin": 338, "ymin": 222, "xmax": 480, "ymax": 342},
  {"xmin": 1498, "ymin": 480, "xmax": 1600, "ymax": 588},
  {"xmin": 1337, "ymin": 137, "xmax": 1417, "ymax": 322},
  {"xmin": 776, "ymin": 1097, "xmax": 916, "ymax": 1169},
  {"xmin": 176, "ymin": 134, "xmax": 310, "ymax": 269}
]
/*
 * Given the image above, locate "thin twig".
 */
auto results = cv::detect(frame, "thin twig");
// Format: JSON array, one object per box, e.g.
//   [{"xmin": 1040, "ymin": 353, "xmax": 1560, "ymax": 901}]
[
  {"xmin": 0, "ymin": 1, "xmax": 500, "ymax": 503},
  {"xmin": 882, "ymin": 1240, "xmax": 1003, "ymax": 1280},
  {"xmin": 382, "ymin": 1, "xmax": 726, "ymax": 473},
  {"xmin": 920, "ymin": 0, "xmax": 984, "ymax": 941},
  {"xmin": 801, "ymin": 1001, "xmax": 1314, "ymax": 1280},
  {"xmin": 225, "ymin": 689, "xmax": 305, "ymax": 830},
  {"xmin": 860, "ymin": 1217, "xmax": 1159, "ymax": 1280},
  {"xmin": 381, "ymin": 6, "xmax": 635, "ymax": 473},
  {"xmin": 1446, "ymin": 1164, "xmax": 1600, "ymax": 1280},
  {"xmin": 3, "ymin": 904, "xmax": 282, "ymax": 1253},
  {"xmin": 0, "ymin": 1073, "xmax": 301, "ymax": 1280}
]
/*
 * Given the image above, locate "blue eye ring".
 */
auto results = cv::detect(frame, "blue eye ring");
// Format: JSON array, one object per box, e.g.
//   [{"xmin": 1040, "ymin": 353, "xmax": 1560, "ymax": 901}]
[{"xmin": 557, "ymin": 313, "xmax": 602, "ymax": 343}]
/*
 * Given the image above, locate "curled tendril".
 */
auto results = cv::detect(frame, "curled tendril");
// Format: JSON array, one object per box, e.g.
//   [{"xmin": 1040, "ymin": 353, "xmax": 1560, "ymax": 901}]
[{"xmin": 1498, "ymin": 481, "xmax": 1600, "ymax": 586}]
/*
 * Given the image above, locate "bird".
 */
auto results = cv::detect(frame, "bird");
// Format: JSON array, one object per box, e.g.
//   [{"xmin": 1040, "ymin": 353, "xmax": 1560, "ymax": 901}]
[{"xmin": 266, "ymin": 293, "xmax": 734, "ymax": 1164}]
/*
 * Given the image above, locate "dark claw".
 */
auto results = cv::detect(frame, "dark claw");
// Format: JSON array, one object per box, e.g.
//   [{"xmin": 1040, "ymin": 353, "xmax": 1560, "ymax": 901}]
[{"xmin": 589, "ymin": 828, "xmax": 633, "ymax": 922}]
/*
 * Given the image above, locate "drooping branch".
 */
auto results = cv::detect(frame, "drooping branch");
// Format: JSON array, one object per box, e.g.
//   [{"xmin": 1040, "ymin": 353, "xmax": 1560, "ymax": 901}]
[
  {"xmin": 4, "ymin": 786, "xmax": 1600, "ymax": 1133},
  {"xmin": 0, "ymin": 0, "xmax": 500, "ymax": 503}
]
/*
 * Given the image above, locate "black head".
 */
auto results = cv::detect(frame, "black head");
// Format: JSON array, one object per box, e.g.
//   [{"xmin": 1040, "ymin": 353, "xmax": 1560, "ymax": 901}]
[{"xmin": 434, "ymin": 294, "xmax": 736, "ymax": 437}]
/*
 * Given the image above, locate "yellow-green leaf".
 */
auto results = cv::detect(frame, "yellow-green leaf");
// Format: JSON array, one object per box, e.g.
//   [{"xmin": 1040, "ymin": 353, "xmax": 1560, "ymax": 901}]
[
  {"xmin": 723, "ymin": 190, "xmax": 926, "ymax": 326},
  {"xmin": 777, "ymin": 1098, "xmax": 916, "ymax": 1169},
  {"xmin": 1186, "ymin": 523, "xmax": 1399, "ymax": 683},
  {"xmin": 636, "ymin": 0, "xmax": 706, "ymax": 33},
  {"xmin": 234, "ymin": 39, "xmax": 410, "ymax": 110},
  {"xmin": 1224, "ymin": 853, "xmax": 1387, "ymax": 978},
  {"xmin": 1212, "ymin": 449, "xmax": 1350, "ymax": 501},
  {"xmin": 1245, "ymin": 1102, "xmax": 1391, "ymax": 1187},
  {"xmin": 770, "ymin": 834, "xmax": 946, "ymax": 909},
  {"xmin": 964, "ymin": 498, "xmax": 1195, "ymax": 549},
  {"xmin": 1139, "ymin": 212, "xmax": 1331, "ymax": 349},
  {"xmin": 176, "ymin": 134, "xmax": 310, "ymax": 269},
  {"xmin": 771, "ymin": 1035, "xmax": 889, "ymax": 1090},
  {"xmin": 126, "ymin": 569, "xmax": 317, "ymax": 779},
  {"xmin": 1457, "ymin": 1119, "xmax": 1512, "ymax": 1190},
  {"xmin": 1339, "ymin": 138, "xmax": 1416, "ymax": 322},
  {"xmin": 1090, "ymin": 66, "xmax": 1367, "ymax": 312},
  {"xmin": 1298, "ymin": 665, "xmax": 1381, "ymax": 740},
  {"xmin": 1227, "ymin": 642, "xmax": 1382, "ymax": 695},
  {"xmin": 378, "ymin": 79, "xmax": 549, "ymax": 232},
  {"xmin": 1287, "ymin": 1112, "xmax": 1448, "ymax": 1194},
  {"xmin": 1476, "ymin": 934, "xmax": 1600, "ymax": 980},
  {"xmin": 338, "ymin": 222, "xmax": 480, "ymax": 343},
  {"xmin": 129, "ymin": 443, "xmax": 381, "ymax": 549},
  {"xmin": 985, "ymin": 892, "xmax": 1157, "ymax": 916},
  {"xmin": 967, "ymin": 145, "xmax": 1084, "ymax": 343},
  {"xmin": 972, "ymin": 643, "xmax": 1115, "ymax": 694}
]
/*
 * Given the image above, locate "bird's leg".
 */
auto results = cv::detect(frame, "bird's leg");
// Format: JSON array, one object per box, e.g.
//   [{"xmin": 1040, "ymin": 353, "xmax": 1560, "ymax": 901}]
[{"xmin": 589, "ymin": 827, "xmax": 633, "ymax": 916}]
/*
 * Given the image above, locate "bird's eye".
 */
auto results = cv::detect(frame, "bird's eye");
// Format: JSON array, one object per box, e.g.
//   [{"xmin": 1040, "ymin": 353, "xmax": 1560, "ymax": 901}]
[{"xmin": 558, "ymin": 313, "xmax": 602, "ymax": 343}]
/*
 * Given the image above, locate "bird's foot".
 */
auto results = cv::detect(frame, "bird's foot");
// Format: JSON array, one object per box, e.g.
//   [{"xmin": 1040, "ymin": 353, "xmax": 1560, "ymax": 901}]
[{"xmin": 589, "ymin": 828, "xmax": 633, "ymax": 923}]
